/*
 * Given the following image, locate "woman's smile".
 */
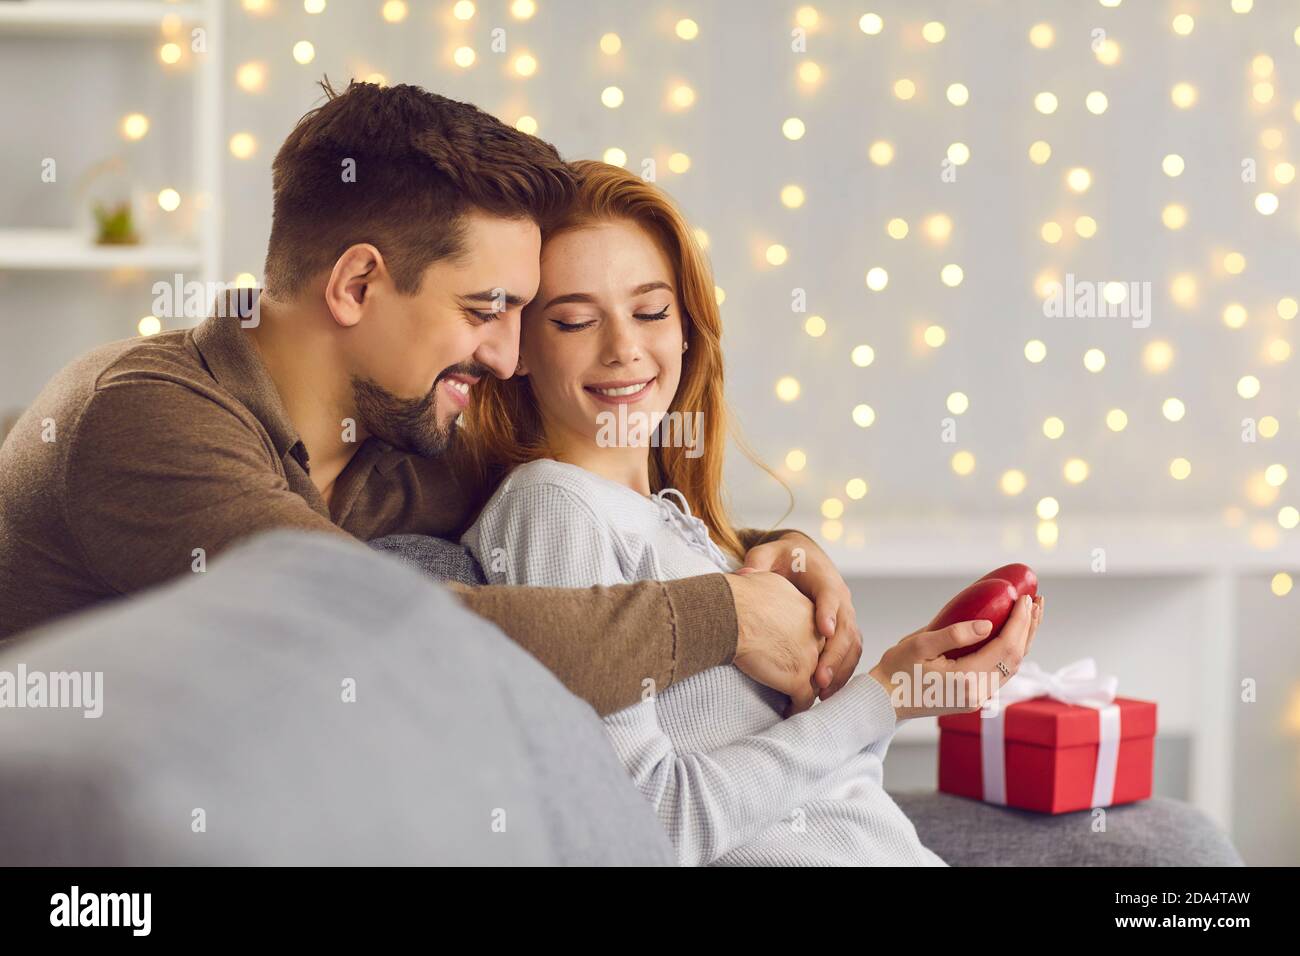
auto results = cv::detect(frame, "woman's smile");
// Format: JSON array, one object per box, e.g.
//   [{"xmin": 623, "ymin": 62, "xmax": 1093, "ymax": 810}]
[{"xmin": 584, "ymin": 376, "xmax": 656, "ymax": 405}]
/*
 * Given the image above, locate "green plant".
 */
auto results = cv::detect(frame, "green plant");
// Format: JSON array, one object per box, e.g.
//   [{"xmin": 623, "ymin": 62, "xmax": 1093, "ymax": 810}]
[{"xmin": 92, "ymin": 200, "xmax": 138, "ymax": 245}]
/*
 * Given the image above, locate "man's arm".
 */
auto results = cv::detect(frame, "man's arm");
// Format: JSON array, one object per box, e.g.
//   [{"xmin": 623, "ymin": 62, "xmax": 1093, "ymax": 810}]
[
  {"xmin": 445, "ymin": 575, "xmax": 736, "ymax": 717},
  {"xmin": 65, "ymin": 383, "xmax": 744, "ymax": 718}
]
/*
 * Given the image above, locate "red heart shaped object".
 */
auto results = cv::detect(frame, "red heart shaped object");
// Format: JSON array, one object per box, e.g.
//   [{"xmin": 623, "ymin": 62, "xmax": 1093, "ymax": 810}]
[{"xmin": 930, "ymin": 563, "xmax": 1038, "ymax": 660}]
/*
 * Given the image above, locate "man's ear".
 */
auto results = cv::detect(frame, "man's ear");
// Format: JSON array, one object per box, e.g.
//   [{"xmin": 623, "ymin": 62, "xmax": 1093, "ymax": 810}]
[{"xmin": 324, "ymin": 243, "xmax": 388, "ymax": 328}]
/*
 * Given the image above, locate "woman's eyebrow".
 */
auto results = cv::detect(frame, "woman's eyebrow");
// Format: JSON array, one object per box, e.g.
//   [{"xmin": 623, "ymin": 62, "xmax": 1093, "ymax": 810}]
[{"xmin": 540, "ymin": 281, "xmax": 672, "ymax": 312}]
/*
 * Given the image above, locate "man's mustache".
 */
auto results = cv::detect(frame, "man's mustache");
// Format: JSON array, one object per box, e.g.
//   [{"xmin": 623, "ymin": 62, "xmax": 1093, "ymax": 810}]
[{"xmin": 435, "ymin": 362, "xmax": 491, "ymax": 388}]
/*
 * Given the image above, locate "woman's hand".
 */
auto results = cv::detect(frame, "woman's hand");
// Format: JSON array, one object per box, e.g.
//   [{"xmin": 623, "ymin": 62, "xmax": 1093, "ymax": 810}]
[
  {"xmin": 868, "ymin": 592, "xmax": 1044, "ymax": 721},
  {"xmin": 739, "ymin": 531, "xmax": 862, "ymax": 702}
]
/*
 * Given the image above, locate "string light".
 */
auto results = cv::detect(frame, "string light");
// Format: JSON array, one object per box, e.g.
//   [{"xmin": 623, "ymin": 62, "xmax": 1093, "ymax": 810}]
[
  {"xmin": 121, "ymin": 113, "xmax": 149, "ymax": 140},
  {"xmin": 1171, "ymin": 82, "xmax": 1197, "ymax": 109},
  {"xmin": 292, "ymin": 40, "xmax": 315, "ymax": 64},
  {"xmin": 859, "ymin": 13, "xmax": 883, "ymax": 35},
  {"xmin": 228, "ymin": 132, "xmax": 256, "ymax": 158},
  {"xmin": 851, "ymin": 345, "xmax": 876, "ymax": 367},
  {"xmin": 1029, "ymin": 23, "xmax": 1054, "ymax": 48},
  {"xmin": 1001, "ymin": 470, "xmax": 1027, "ymax": 495},
  {"xmin": 236, "ymin": 61, "xmax": 266, "ymax": 92},
  {"xmin": 924, "ymin": 214, "xmax": 952, "ymax": 242},
  {"xmin": 1162, "ymin": 203, "xmax": 1188, "ymax": 229},
  {"xmin": 782, "ymin": 117, "xmax": 806, "ymax": 140}
]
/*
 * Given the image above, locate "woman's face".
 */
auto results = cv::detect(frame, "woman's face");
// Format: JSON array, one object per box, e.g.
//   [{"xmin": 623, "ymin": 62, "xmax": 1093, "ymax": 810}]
[{"xmin": 519, "ymin": 219, "xmax": 685, "ymax": 453}]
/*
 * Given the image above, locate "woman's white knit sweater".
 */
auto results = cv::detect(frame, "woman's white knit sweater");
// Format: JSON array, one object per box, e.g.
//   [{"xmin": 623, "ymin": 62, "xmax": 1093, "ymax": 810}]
[{"xmin": 461, "ymin": 458, "xmax": 947, "ymax": 867}]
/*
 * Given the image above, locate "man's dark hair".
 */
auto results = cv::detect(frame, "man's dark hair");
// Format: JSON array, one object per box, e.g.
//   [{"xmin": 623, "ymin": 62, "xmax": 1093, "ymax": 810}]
[{"xmin": 263, "ymin": 79, "xmax": 575, "ymax": 298}]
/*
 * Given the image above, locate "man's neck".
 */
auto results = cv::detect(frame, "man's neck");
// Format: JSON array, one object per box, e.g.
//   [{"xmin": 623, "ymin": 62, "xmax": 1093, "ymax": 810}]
[{"xmin": 246, "ymin": 293, "xmax": 366, "ymax": 499}]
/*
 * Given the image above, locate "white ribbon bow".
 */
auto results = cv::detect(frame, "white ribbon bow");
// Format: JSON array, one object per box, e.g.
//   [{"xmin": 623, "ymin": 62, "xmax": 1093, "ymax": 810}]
[{"xmin": 979, "ymin": 657, "xmax": 1123, "ymax": 810}]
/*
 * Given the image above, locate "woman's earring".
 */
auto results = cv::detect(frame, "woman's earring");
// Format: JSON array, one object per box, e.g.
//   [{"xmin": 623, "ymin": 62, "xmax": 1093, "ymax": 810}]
[{"xmin": 682, "ymin": 341, "xmax": 689, "ymax": 352}]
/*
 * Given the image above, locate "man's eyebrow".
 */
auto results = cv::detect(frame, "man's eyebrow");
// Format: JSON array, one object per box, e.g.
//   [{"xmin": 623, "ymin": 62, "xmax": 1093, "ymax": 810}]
[
  {"xmin": 540, "ymin": 281, "xmax": 673, "ymax": 312},
  {"xmin": 461, "ymin": 289, "xmax": 528, "ymax": 308}
]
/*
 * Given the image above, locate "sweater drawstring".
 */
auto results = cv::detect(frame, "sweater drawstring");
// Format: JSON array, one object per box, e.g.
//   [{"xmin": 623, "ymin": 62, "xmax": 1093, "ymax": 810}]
[{"xmin": 651, "ymin": 488, "xmax": 732, "ymax": 570}]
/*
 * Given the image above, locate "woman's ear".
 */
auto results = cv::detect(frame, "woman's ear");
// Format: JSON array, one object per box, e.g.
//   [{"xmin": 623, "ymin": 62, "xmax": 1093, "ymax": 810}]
[
  {"xmin": 514, "ymin": 356, "xmax": 530, "ymax": 377},
  {"xmin": 324, "ymin": 243, "xmax": 387, "ymax": 328}
]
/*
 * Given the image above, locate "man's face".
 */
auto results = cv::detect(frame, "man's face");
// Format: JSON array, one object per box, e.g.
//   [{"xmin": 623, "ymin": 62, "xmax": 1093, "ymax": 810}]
[{"xmin": 347, "ymin": 211, "xmax": 540, "ymax": 456}]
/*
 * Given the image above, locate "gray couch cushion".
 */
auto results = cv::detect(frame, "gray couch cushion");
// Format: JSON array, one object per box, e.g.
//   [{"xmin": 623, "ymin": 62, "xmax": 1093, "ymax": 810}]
[
  {"xmin": 890, "ymin": 790, "xmax": 1244, "ymax": 866},
  {"xmin": 0, "ymin": 529, "xmax": 674, "ymax": 865}
]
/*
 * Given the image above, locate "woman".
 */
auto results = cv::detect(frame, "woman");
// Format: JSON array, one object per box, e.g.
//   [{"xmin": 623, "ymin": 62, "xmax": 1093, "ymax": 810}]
[{"xmin": 460, "ymin": 161, "xmax": 1041, "ymax": 865}]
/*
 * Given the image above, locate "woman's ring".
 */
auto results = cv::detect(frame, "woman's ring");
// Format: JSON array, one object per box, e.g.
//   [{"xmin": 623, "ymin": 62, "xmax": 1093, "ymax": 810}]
[{"xmin": 996, "ymin": 661, "xmax": 1010, "ymax": 678}]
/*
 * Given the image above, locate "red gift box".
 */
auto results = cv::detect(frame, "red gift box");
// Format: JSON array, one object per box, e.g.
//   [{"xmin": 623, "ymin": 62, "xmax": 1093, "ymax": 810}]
[{"xmin": 938, "ymin": 681, "xmax": 1157, "ymax": 814}]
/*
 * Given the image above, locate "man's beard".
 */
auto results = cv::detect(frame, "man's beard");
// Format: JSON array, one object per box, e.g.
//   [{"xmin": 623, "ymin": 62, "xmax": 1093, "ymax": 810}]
[{"xmin": 351, "ymin": 366, "xmax": 476, "ymax": 458}]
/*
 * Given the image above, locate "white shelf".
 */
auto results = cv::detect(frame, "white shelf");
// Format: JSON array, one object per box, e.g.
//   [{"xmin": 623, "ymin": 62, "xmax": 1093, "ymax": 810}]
[
  {"xmin": 0, "ymin": 228, "xmax": 202, "ymax": 270},
  {"xmin": 0, "ymin": 1, "xmax": 204, "ymax": 33},
  {"xmin": 785, "ymin": 513, "xmax": 1300, "ymax": 577}
]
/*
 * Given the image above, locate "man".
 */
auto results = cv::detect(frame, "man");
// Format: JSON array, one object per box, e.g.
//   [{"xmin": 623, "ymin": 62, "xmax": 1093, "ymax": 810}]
[{"xmin": 0, "ymin": 81, "xmax": 861, "ymax": 717}]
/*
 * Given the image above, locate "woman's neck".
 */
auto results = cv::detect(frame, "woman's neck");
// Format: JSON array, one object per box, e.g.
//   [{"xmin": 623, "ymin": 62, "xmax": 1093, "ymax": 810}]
[{"xmin": 548, "ymin": 432, "xmax": 653, "ymax": 497}]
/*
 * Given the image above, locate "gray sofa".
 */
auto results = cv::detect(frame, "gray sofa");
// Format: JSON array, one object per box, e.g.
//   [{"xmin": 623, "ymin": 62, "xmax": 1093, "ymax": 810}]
[{"xmin": 0, "ymin": 529, "xmax": 1243, "ymax": 866}]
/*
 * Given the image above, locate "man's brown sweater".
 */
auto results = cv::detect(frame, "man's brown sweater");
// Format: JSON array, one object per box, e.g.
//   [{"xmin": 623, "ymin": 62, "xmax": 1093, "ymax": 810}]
[{"xmin": 0, "ymin": 313, "xmax": 749, "ymax": 715}]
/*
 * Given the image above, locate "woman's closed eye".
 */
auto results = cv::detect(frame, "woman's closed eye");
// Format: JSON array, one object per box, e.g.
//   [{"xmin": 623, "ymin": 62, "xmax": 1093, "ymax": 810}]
[
  {"xmin": 550, "ymin": 304, "xmax": 671, "ymax": 333},
  {"xmin": 635, "ymin": 304, "xmax": 671, "ymax": 322}
]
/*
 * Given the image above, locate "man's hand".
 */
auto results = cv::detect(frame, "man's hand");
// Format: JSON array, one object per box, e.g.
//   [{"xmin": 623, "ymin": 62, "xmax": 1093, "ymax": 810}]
[
  {"xmin": 724, "ymin": 570, "xmax": 824, "ymax": 716},
  {"xmin": 740, "ymin": 532, "xmax": 863, "ymax": 701}
]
